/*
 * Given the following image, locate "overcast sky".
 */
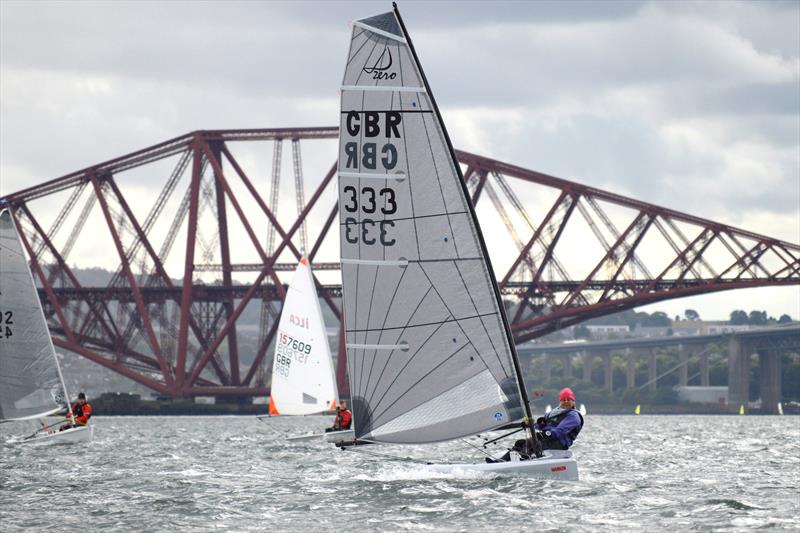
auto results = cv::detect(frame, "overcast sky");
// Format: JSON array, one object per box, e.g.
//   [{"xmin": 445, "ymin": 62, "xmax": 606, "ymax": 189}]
[{"xmin": 1, "ymin": 0, "xmax": 798, "ymax": 320}]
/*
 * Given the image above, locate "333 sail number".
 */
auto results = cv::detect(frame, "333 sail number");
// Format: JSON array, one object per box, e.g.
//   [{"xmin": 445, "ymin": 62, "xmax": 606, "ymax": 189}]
[{"xmin": 343, "ymin": 186, "xmax": 397, "ymax": 246}]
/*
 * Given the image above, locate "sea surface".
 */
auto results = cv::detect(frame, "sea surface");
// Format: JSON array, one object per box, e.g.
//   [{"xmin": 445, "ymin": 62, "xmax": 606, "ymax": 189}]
[{"xmin": 1, "ymin": 415, "xmax": 799, "ymax": 532}]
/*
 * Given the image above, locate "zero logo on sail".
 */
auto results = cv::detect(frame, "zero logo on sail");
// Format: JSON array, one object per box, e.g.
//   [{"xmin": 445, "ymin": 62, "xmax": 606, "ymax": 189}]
[{"xmin": 362, "ymin": 46, "xmax": 397, "ymax": 80}]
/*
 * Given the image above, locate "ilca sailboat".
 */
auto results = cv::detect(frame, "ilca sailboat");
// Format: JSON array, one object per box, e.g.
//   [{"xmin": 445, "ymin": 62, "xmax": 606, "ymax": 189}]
[
  {"xmin": 258, "ymin": 257, "xmax": 354, "ymax": 444},
  {"xmin": 0, "ymin": 209, "xmax": 93, "ymax": 444},
  {"xmin": 336, "ymin": 5, "xmax": 578, "ymax": 479}
]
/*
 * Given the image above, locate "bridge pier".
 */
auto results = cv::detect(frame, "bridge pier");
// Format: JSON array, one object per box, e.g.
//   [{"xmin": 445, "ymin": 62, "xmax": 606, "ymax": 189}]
[
  {"xmin": 700, "ymin": 351, "xmax": 710, "ymax": 387},
  {"xmin": 759, "ymin": 350, "xmax": 782, "ymax": 414},
  {"xmin": 581, "ymin": 351, "xmax": 592, "ymax": 382},
  {"xmin": 678, "ymin": 344, "xmax": 689, "ymax": 386},
  {"xmin": 603, "ymin": 351, "xmax": 613, "ymax": 392},
  {"xmin": 728, "ymin": 337, "xmax": 750, "ymax": 412},
  {"xmin": 563, "ymin": 354, "xmax": 573, "ymax": 379},
  {"xmin": 626, "ymin": 349, "xmax": 636, "ymax": 389},
  {"xmin": 648, "ymin": 350, "xmax": 657, "ymax": 392}
]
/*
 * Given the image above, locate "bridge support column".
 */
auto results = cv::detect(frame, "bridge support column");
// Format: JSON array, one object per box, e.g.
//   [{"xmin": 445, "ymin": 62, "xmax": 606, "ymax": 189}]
[
  {"xmin": 648, "ymin": 350, "xmax": 657, "ymax": 392},
  {"xmin": 582, "ymin": 351, "xmax": 592, "ymax": 383},
  {"xmin": 678, "ymin": 344, "xmax": 689, "ymax": 387},
  {"xmin": 759, "ymin": 350, "xmax": 781, "ymax": 414},
  {"xmin": 728, "ymin": 336, "xmax": 749, "ymax": 412},
  {"xmin": 700, "ymin": 351, "xmax": 710, "ymax": 387},
  {"xmin": 626, "ymin": 349, "xmax": 636, "ymax": 389},
  {"xmin": 603, "ymin": 351, "xmax": 613, "ymax": 392},
  {"xmin": 563, "ymin": 354, "xmax": 573, "ymax": 379}
]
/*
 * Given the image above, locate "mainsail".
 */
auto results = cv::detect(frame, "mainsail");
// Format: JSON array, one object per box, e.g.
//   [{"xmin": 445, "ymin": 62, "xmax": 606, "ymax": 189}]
[
  {"xmin": 268, "ymin": 258, "xmax": 338, "ymax": 415},
  {"xmin": 337, "ymin": 7, "xmax": 531, "ymax": 444},
  {"xmin": 0, "ymin": 209, "xmax": 67, "ymax": 421}
]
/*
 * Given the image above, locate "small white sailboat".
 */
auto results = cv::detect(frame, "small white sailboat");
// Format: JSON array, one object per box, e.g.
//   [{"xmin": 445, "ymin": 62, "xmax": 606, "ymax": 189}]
[
  {"xmin": 579, "ymin": 403, "xmax": 587, "ymax": 416},
  {"xmin": 257, "ymin": 258, "xmax": 353, "ymax": 443},
  {"xmin": 545, "ymin": 404, "xmax": 553, "ymax": 414},
  {"xmin": 777, "ymin": 402, "xmax": 784, "ymax": 416},
  {"xmin": 335, "ymin": 6, "xmax": 578, "ymax": 480},
  {"xmin": 0, "ymin": 209, "xmax": 93, "ymax": 444}
]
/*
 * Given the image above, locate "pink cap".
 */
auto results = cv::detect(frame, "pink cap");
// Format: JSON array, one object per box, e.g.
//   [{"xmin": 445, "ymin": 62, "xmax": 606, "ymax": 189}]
[{"xmin": 559, "ymin": 387, "xmax": 575, "ymax": 401}]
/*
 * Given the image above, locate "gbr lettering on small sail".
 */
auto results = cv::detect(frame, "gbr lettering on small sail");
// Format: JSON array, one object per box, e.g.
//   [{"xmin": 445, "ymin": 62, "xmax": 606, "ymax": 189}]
[
  {"xmin": 0, "ymin": 209, "xmax": 68, "ymax": 421},
  {"xmin": 338, "ymin": 8, "xmax": 531, "ymax": 444},
  {"xmin": 268, "ymin": 258, "xmax": 338, "ymax": 415}
]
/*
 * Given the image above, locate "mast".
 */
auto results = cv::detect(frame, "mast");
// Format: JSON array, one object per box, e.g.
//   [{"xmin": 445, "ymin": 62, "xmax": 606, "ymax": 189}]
[{"xmin": 391, "ymin": 3, "xmax": 535, "ymax": 430}]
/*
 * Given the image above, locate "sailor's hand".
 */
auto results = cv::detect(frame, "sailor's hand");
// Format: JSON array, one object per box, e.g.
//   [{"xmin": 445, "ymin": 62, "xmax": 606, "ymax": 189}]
[{"xmin": 536, "ymin": 417, "xmax": 545, "ymax": 426}]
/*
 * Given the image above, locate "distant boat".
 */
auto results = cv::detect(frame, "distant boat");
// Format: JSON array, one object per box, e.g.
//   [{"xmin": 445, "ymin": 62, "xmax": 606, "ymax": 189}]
[
  {"xmin": 777, "ymin": 402, "xmax": 784, "ymax": 416},
  {"xmin": 545, "ymin": 404, "xmax": 552, "ymax": 414},
  {"xmin": 739, "ymin": 404, "xmax": 745, "ymax": 415},
  {"xmin": 258, "ymin": 258, "xmax": 353, "ymax": 444},
  {"xmin": 1, "ymin": 209, "xmax": 93, "ymax": 444},
  {"xmin": 579, "ymin": 404, "xmax": 587, "ymax": 416},
  {"xmin": 634, "ymin": 404, "xmax": 641, "ymax": 415}
]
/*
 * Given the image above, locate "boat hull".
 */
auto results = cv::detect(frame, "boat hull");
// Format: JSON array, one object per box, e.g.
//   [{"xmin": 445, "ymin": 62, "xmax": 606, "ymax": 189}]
[
  {"xmin": 285, "ymin": 429, "xmax": 355, "ymax": 444},
  {"xmin": 18, "ymin": 424, "xmax": 93, "ymax": 445},
  {"xmin": 427, "ymin": 450, "xmax": 579, "ymax": 481}
]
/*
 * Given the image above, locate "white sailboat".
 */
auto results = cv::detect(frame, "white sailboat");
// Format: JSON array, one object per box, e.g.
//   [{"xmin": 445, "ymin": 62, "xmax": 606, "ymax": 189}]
[
  {"xmin": 0, "ymin": 209, "xmax": 93, "ymax": 444},
  {"xmin": 257, "ymin": 258, "xmax": 353, "ymax": 443},
  {"xmin": 336, "ymin": 5, "xmax": 578, "ymax": 479},
  {"xmin": 579, "ymin": 403, "xmax": 587, "ymax": 416}
]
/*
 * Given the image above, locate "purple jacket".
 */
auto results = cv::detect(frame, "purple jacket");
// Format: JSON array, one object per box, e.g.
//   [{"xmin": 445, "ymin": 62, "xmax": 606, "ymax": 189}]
[{"xmin": 534, "ymin": 407, "xmax": 583, "ymax": 448}]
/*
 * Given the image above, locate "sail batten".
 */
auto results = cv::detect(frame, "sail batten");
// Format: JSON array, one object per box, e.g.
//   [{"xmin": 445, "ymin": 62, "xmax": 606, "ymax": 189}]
[{"xmin": 338, "ymin": 9, "xmax": 529, "ymax": 444}]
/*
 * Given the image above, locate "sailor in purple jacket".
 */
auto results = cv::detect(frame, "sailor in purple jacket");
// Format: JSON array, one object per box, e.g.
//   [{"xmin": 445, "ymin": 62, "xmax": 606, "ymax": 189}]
[
  {"xmin": 534, "ymin": 387, "xmax": 584, "ymax": 450},
  {"xmin": 491, "ymin": 387, "xmax": 584, "ymax": 462}
]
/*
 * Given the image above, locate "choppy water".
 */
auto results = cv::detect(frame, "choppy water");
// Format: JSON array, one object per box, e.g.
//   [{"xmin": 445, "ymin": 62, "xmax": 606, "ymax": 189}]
[{"xmin": 1, "ymin": 415, "xmax": 799, "ymax": 531}]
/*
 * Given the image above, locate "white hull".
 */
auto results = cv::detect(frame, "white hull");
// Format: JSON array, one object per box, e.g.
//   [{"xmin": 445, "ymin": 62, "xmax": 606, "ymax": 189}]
[
  {"xmin": 427, "ymin": 449, "xmax": 579, "ymax": 481},
  {"xmin": 17, "ymin": 424, "xmax": 93, "ymax": 445},
  {"xmin": 285, "ymin": 428, "xmax": 355, "ymax": 444},
  {"xmin": 324, "ymin": 429, "xmax": 354, "ymax": 444}
]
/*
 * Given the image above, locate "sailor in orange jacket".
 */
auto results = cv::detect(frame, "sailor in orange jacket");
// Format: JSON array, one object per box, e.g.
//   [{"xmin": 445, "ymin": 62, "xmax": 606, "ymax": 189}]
[
  {"xmin": 328, "ymin": 401, "xmax": 352, "ymax": 432},
  {"xmin": 60, "ymin": 392, "xmax": 92, "ymax": 431}
]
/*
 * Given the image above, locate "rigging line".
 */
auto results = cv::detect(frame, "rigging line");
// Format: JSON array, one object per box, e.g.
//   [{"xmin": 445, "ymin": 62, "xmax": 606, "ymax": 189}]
[
  {"xmin": 346, "ymin": 311, "xmax": 498, "ymax": 333},
  {"xmin": 370, "ymin": 342, "xmax": 471, "ymax": 425},
  {"xmin": 452, "ymin": 260, "xmax": 509, "ymax": 378},
  {"xmin": 363, "ymin": 283, "xmax": 437, "ymax": 404},
  {"xmin": 367, "ymin": 317, "xmax": 450, "ymax": 419},
  {"xmin": 460, "ymin": 438, "xmax": 501, "ymax": 460}
]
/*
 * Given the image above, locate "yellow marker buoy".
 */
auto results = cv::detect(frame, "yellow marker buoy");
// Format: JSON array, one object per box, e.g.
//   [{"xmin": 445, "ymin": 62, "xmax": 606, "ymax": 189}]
[
  {"xmin": 634, "ymin": 404, "xmax": 641, "ymax": 415},
  {"xmin": 739, "ymin": 404, "xmax": 745, "ymax": 415}
]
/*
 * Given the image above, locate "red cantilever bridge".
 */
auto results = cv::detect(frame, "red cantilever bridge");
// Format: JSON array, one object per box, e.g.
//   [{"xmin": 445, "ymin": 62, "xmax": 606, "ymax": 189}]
[{"xmin": 3, "ymin": 127, "xmax": 798, "ymax": 398}]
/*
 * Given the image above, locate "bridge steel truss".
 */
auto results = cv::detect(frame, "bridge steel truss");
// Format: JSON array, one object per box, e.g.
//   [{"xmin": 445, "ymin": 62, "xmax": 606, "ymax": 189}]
[{"xmin": 2, "ymin": 127, "xmax": 798, "ymax": 397}]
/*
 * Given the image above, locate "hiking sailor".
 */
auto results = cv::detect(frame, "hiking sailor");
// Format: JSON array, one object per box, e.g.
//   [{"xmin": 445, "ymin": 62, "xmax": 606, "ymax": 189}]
[
  {"xmin": 59, "ymin": 392, "xmax": 92, "ymax": 431},
  {"xmin": 493, "ymin": 387, "xmax": 583, "ymax": 462},
  {"xmin": 326, "ymin": 401, "xmax": 352, "ymax": 432},
  {"xmin": 534, "ymin": 387, "xmax": 583, "ymax": 450}
]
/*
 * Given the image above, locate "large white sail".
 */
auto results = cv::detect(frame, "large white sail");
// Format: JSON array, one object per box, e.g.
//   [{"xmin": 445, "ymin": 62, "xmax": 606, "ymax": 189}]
[
  {"xmin": 337, "ymin": 8, "xmax": 529, "ymax": 444},
  {"xmin": 268, "ymin": 258, "xmax": 338, "ymax": 415},
  {"xmin": 0, "ymin": 209, "xmax": 66, "ymax": 421}
]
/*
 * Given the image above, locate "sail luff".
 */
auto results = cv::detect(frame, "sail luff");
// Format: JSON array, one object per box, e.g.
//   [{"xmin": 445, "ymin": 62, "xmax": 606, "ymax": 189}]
[{"xmin": 389, "ymin": 5, "xmax": 533, "ymax": 426}]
